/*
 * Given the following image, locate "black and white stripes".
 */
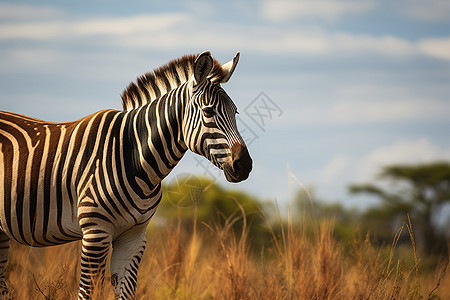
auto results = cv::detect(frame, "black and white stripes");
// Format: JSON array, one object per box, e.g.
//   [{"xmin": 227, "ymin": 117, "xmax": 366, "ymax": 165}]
[{"xmin": 0, "ymin": 51, "xmax": 252, "ymax": 299}]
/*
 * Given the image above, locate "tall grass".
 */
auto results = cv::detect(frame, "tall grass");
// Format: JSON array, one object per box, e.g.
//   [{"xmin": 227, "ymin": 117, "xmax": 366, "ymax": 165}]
[{"xmin": 3, "ymin": 208, "xmax": 449, "ymax": 299}]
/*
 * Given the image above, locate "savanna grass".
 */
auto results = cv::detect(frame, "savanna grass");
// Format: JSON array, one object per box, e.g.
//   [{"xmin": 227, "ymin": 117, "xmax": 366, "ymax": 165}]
[{"xmin": 3, "ymin": 207, "xmax": 449, "ymax": 299}]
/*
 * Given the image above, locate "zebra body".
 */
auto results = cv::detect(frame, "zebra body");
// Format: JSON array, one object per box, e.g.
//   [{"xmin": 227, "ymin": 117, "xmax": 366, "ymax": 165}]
[{"xmin": 0, "ymin": 51, "xmax": 252, "ymax": 299}]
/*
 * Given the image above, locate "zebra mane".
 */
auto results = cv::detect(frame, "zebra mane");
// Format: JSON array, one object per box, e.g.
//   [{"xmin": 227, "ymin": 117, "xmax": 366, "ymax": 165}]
[{"xmin": 121, "ymin": 54, "xmax": 226, "ymax": 111}]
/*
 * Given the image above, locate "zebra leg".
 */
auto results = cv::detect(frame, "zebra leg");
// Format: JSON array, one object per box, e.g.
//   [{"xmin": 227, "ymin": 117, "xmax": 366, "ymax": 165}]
[
  {"xmin": 110, "ymin": 226, "xmax": 147, "ymax": 299},
  {"xmin": 78, "ymin": 229, "xmax": 112, "ymax": 300},
  {"xmin": 0, "ymin": 231, "xmax": 9, "ymax": 296}
]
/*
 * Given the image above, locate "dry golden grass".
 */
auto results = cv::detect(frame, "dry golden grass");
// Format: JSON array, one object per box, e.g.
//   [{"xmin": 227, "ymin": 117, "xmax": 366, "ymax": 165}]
[{"xmin": 3, "ymin": 212, "xmax": 449, "ymax": 300}]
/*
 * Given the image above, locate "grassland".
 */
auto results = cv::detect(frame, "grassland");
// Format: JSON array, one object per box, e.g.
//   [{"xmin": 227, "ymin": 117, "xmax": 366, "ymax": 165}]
[{"xmin": 3, "ymin": 211, "xmax": 449, "ymax": 299}]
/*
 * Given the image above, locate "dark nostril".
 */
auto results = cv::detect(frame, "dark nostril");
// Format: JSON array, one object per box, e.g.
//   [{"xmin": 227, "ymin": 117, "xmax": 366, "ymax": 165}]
[
  {"xmin": 230, "ymin": 144, "xmax": 252, "ymax": 177},
  {"xmin": 232, "ymin": 158, "xmax": 241, "ymax": 172}
]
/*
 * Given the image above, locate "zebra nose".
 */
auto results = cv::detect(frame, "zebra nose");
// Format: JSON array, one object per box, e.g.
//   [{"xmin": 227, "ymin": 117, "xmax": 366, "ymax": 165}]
[
  {"xmin": 231, "ymin": 143, "xmax": 252, "ymax": 175},
  {"xmin": 232, "ymin": 157, "xmax": 242, "ymax": 172}
]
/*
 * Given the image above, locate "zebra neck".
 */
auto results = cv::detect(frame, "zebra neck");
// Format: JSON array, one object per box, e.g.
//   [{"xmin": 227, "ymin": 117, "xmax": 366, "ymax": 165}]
[{"xmin": 122, "ymin": 84, "xmax": 189, "ymax": 196}]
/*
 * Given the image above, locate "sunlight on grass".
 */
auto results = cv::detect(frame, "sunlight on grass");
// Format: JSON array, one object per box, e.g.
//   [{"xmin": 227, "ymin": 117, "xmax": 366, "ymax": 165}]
[{"xmin": 4, "ymin": 205, "xmax": 449, "ymax": 299}]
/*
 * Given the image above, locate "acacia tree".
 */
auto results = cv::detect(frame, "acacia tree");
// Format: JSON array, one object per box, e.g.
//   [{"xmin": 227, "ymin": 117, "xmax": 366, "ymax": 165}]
[{"xmin": 349, "ymin": 162, "xmax": 450, "ymax": 255}]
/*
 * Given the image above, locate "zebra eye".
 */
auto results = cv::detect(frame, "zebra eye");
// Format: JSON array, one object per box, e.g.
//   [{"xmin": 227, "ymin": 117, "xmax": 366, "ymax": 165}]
[{"xmin": 202, "ymin": 106, "xmax": 215, "ymax": 118}]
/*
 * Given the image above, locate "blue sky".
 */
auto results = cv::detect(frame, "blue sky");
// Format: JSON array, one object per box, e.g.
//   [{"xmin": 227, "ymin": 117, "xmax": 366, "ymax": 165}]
[{"xmin": 1, "ymin": 0, "xmax": 450, "ymax": 209}]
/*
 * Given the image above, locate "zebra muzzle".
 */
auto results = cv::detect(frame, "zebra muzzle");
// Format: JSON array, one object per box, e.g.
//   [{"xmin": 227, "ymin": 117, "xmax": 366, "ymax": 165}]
[{"xmin": 223, "ymin": 144, "xmax": 252, "ymax": 183}]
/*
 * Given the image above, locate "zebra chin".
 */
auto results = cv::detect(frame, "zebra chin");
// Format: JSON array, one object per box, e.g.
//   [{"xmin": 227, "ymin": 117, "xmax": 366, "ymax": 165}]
[
  {"xmin": 223, "ymin": 164, "xmax": 250, "ymax": 182},
  {"xmin": 222, "ymin": 144, "xmax": 252, "ymax": 183}
]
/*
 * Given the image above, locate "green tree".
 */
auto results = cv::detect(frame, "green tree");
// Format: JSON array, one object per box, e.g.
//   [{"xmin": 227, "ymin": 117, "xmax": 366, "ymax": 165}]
[{"xmin": 349, "ymin": 162, "xmax": 450, "ymax": 255}]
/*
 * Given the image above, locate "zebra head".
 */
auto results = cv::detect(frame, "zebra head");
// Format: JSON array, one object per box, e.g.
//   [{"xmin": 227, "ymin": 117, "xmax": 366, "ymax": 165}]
[{"xmin": 183, "ymin": 51, "xmax": 252, "ymax": 183}]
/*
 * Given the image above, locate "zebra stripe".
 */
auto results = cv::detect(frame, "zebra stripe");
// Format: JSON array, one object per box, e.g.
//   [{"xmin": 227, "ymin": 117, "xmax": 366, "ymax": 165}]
[{"xmin": 0, "ymin": 51, "xmax": 252, "ymax": 299}]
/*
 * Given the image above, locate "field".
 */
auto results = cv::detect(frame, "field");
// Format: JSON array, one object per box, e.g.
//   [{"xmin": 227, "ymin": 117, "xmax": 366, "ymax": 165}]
[{"xmin": 3, "ymin": 212, "xmax": 449, "ymax": 299}]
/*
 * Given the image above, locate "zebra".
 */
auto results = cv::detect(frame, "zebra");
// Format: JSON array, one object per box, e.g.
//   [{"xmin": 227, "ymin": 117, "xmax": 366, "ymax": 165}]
[{"xmin": 0, "ymin": 50, "xmax": 252, "ymax": 299}]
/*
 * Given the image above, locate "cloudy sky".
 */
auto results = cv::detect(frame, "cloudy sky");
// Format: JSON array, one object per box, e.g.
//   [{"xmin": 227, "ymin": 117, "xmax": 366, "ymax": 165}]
[{"xmin": 1, "ymin": 0, "xmax": 450, "ymax": 209}]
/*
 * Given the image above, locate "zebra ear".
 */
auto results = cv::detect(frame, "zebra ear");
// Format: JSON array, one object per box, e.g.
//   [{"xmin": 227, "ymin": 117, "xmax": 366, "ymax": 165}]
[
  {"xmin": 194, "ymin": 51, "xmax": 213, "ymax": 85},
  {"xmin": 221, "ymin": 51, "xmax": 240, "ymax": 83}
]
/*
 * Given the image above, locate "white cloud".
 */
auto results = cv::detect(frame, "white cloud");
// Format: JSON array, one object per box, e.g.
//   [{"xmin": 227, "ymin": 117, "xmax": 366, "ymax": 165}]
[
  {"xmin": 6, "ymin": 48, "xmax": 65, "ymax": 67},
  {"xmin": 0, "ymin": 3, "xmax": 450, "ymax": 67},
  {"xmin": 0, "ymin": 21, "xmax": 65, "ymax": 40},
  {"xmin": 231, "ymin": 29, "xmax": 415, "ymax": 57},
  {"xmin": 417, "ymin": 37, "xmax": 450, "ymax": 61},
  {"xmin": 262, "ymin": 0, "xmax": 376, "ymax": 22},
  {"xmin": 325, "ymin": 98, "xmax": 450, "ymax": 124},
  {"xmin": 356, "ymin": 139, "xmax": 450, "ymax": 181},
  {"xmin": 315, "ymin": 140, "xmax": 450, "ymax": 205},
  {"xmin": 320, "ymin": 155, "xmax": 349, "ymax": 182},
  {"xmin": 0, "ymin": 3, "xmax": 62, "ymax": 20},
  {"xmin": 0, "ymin": 5, "xmax": 448, "ymax": 62},
  {"xmin": 330, "ymin": 33, "xmax": 415, "ymax": 56},
  {"xmin": 0, "ymin": 13, "xmax": 188, "ymax": 40},
  {"xmin": 72, "ymin": 14, "xmax": 189, "ymax": 36},
  {"xmin": 281, "ymin": 90, "xmax": 450, "ymax": 127}
]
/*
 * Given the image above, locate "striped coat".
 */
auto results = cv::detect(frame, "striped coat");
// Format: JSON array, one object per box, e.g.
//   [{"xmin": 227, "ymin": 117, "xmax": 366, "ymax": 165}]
[{"xmin": 0, "ymin": 51, "xmax": 252, "ymax": 299}]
